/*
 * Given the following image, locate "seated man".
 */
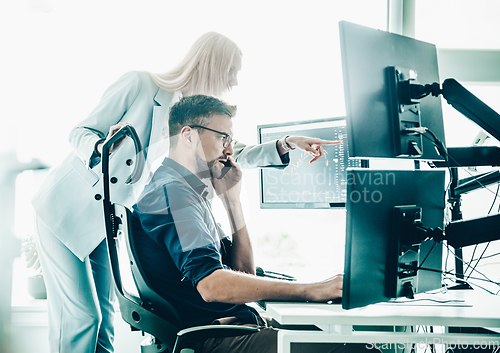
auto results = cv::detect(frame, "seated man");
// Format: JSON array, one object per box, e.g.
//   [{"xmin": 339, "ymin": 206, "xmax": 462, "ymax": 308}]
[{"xmin": 131, "ymin": 95, "xmax": 374, "ymax": 353}]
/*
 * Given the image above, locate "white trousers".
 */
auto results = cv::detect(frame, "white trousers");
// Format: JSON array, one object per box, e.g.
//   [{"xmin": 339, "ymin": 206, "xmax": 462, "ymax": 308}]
[{"xmin": 36, "ymin": 216, "xmax": 115, "ymax": 353}]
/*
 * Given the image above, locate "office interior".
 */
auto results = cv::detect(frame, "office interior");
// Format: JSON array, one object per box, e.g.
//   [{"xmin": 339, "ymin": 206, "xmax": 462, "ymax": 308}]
[{"xmin": 1, "ymin": 1, "xmax": 499, "ymax": 352}]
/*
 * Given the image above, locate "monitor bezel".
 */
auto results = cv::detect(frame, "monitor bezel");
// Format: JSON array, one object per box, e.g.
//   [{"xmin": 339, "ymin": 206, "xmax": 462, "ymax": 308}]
[
  {"xmin": 339, "ymin": 20, "xmax": 446, "ymax": 160},
  {"xmin": 342, "ymin": 169, "xmax": 445, "ymax": 310},
  {"xmin": 257, "ymin": 116, "xmax": 366, "ymax": 209}
]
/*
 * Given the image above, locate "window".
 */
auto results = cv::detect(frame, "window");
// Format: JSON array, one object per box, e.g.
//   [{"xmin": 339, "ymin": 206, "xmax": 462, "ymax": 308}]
[
  {"xmin": 415, "ymin": 0, "xmax": 500, "ymax": 49},
  {"xmin": 5, "ymin": 1, "xmax": 388, "ymax": 300}
]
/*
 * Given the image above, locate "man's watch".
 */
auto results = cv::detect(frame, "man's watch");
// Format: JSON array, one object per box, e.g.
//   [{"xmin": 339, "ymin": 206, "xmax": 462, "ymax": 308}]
[{"xmin": 279, "ymin": 135, "xmax": 294, "ymax": 152}]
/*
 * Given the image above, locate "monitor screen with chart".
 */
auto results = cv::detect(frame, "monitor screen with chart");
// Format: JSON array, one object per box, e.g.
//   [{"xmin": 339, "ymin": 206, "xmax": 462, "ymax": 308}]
[{"xmin": 257, "ymin": 117, "xmax": 366, "ymax": 209}]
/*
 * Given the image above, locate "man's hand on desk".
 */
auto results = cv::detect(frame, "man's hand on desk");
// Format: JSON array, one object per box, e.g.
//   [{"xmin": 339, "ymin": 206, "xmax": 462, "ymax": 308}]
[
  {"xmin": 306, "ymin": 274, "xmax": 343, "ymax": 303},
  {"xmin": 197, "ymin": 270, "xmax": 344, "ymax": 304}
]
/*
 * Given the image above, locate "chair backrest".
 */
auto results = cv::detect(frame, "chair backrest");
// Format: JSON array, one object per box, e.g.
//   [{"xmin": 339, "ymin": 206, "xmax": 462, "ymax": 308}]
[
  {"xmin": 116, "ymin": 204, "xmax": 183, "ymax": 326},
  {"xmin": 110, "ymin": 204, "xmax": 181, "ymax": 349},
  {"xmin": 101, "ymin": 126, "xmax": 181, "ymax": 350}
]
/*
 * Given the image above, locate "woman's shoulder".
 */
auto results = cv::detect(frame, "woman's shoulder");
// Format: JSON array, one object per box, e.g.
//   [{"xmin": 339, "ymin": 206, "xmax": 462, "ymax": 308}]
[
  {"xmin": 117, "ymin": 70, "xmax": 155, "ymax": 87},
  {"xmin": 105, "ymin": 70, "xmax": 161, "ymax": 101}
]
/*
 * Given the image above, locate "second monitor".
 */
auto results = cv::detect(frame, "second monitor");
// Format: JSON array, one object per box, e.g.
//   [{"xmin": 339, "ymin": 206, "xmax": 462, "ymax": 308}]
[{"xmin": 258, "ymin": 117, "xmax": 366, "ymax": 209}]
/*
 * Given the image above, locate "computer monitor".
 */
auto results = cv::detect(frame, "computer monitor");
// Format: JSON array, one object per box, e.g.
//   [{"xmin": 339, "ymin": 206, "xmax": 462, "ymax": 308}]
[
  {"xmin": 343, "ymin": 169, "xmax": 446, "ymax": 310},
  {"xmin": 258, "ymin": 117, "xmax": 366, "ymax": 209},
  {"xmin": 339, "ymin": 20, "xmax": 446, "ymax": 160}
]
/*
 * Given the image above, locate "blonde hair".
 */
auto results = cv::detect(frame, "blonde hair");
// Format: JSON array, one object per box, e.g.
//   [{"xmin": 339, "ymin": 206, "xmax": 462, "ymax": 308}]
[{"xmin": 147, "ymin": 32, "xmax": 241, "ymax": 98}]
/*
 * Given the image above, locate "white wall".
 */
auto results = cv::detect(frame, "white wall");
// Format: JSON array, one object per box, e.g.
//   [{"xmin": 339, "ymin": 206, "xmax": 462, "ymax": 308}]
[
  {"xmin": 2, "ymin": 1, "xmax": 386, "ymax": 351},
  {"xmin": 1, "ymin": 0, "xmax": 386, "ymax": 166},
  {"xmin": 3, "ymin": 0, "xmax": 387, "ymax": 284}
]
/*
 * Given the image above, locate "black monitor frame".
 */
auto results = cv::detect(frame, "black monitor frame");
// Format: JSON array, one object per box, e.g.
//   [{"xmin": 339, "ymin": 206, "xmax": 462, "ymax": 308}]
[
  {"xmin": 339, "ymin": 20, "xmax": 500, "ymax": 299},
  {"xmin": 339, "ymin": 20, "xmax": 446, "ymax": 160},
  {"xmin": 343, "ymin": 169, "xmax": 446, "ymax": 310},
  {"xmin": 257, "ymin": 117, "xmax": 367, "ymax": 209}
]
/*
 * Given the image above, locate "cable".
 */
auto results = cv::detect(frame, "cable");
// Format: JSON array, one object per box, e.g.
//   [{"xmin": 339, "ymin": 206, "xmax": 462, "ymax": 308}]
[
  {"xmin": 440, "ymin": 270, "xmax": 498, "ymax": 290},
  {"xmin": 424, "ymin": 129, "xmax": 448, "ymax": 158},
  {"xmin": 403, "ymin": 128, "xmax": 500, "ymax": 294},
  {"xmin": 470, "ymin": 251, "xmax": 500, "ymax": 261},
  {"xmin": 421, "ymin": 130, "xmax": 500, "ymax": 287},
  {"xmin": 421, "ymin": 130, "xmax": 500, "ymax": 198},
  {"xmin": 417, "ymin": 241, "xmax": 437, "ymax": 271},
  {"xmin": 420, "ymin": 243, "xmax": 500, "ymax": 287},
  {"xmin": 420, "ymin": 132, "xmax": 453, "ymax": 196},
  {"xmin": 443, "ymin": 236, "xmax": 499, "ymax": 289},
  {"xmin": 444, "ymin": 240, "xmax": 450, "ymax": 274},
  {"xmin": 466, "ymin": 242, "xmax": 490, "ymax": 281},
  {"xmin": 478, "ymin": 187, "xmax": 500, "ymax": 285},
  {"xmin": 443, "ymin": 243, "xmax": 500, "ymax": 292},
  {"xmin": 464, "ymin": 244, "xmax": 478, "ymax": 279},
  {"xmin": 390, "ymin": 297, "xmax": 465, "ymax": 304},
  {"xmin": 488, "ymin": 183, "xmax": 500, "ymax": 214}
]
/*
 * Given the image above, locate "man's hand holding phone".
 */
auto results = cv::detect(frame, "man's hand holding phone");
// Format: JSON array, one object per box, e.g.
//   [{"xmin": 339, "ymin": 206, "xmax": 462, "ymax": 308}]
[
  {"xmin": 211, "ymin": 156, "xmax": 242, "ymax": 205},
  {"xmin": 211, "ymin": 157, "xmax": 247, "ymax": 235}
]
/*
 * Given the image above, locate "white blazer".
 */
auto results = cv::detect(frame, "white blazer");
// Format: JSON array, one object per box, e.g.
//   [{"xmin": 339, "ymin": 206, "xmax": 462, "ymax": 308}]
[{"xmin": 32, "ymin": 71, "xmax": 284, "ymax": 261}]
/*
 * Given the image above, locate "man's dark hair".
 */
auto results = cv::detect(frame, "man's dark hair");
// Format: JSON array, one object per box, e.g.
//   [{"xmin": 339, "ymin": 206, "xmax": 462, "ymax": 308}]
[{"xmin": 168, "ymin": 95, "xmax": 237, "ymax": 139}]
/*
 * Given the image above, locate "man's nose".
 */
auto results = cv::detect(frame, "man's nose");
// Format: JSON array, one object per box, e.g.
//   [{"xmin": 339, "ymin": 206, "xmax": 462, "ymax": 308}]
[{"xmin": 224, "ymin": 142, "xmax": 234, "ymax": 156}]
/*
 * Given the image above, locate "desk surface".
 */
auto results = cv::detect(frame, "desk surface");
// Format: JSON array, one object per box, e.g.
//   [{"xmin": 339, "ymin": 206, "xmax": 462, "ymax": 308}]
[{"xmin": 262, "ymin": 289, "xmax": 500, "ymax": 329}]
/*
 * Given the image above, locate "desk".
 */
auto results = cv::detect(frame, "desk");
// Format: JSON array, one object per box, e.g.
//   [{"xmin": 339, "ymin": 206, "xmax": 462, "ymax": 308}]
[{"xmin": 261, "ymin": 290, "xmax": 500, "ymax": 353}]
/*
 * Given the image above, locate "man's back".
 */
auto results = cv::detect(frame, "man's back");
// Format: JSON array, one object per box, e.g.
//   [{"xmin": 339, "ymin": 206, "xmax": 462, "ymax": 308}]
[{"xmin": 131, "ymin": 158, "xmax": 259, "ymax": 328}]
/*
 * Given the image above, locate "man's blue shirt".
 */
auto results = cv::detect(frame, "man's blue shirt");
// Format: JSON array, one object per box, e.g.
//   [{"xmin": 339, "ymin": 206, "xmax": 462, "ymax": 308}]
[{"xmin": 131, "ymin": 158, "xmax": 260, "ymax": 328}]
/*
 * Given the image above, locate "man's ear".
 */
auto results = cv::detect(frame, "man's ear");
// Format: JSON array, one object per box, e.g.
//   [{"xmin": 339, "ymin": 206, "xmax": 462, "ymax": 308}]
[{"xmin": 180, "ymin": 126, "xmax": 195, "ymax": 145}]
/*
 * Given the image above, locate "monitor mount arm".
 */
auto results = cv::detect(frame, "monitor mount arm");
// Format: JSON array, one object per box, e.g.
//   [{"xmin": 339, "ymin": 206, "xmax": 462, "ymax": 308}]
[
  {"xmin": 403, "ymin": 78, "xmax": 500, "ymax": 143},
  {"xmin": 396, "ymin": 77, "xmax": 500, "ymax": 253},
  {"xmin": 389, "ymin": 67, "xmax": 500, "ymax": 159}
]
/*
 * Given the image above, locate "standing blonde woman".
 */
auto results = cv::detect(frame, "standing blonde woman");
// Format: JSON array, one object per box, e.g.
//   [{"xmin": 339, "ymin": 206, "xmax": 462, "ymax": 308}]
[{"xmin": 32, "ymin": 32, "xmax": 336, "ymax": 353}]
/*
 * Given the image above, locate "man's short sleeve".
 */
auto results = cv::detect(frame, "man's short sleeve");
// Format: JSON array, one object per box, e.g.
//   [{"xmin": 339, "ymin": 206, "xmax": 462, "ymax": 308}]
[{"xmin": 135, "ymin": 179, "xmax": 224, "ymax": 287}]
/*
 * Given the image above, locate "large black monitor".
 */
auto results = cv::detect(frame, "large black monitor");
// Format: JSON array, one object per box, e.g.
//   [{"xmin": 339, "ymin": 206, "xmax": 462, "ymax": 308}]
[
  {"xmin": 343, "ymin": 169, "xmax": 446, "ymax": 310},
  {"xmin": 258, "ymin": 117, "xmax": 366, "ymax": 209},
  {"xmin": 339, "ymin": 21, "xmax": 446, "ymax": 160}
]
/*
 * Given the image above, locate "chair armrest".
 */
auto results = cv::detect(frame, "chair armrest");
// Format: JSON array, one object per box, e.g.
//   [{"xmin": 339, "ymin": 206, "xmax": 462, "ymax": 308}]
[
  {"xmin": 178, "ymin": 324, "xmax": 259, "ymax": 339},
  {"xmin": 174, "ymin": 325, "xmax": 259, "ymax": 353}
]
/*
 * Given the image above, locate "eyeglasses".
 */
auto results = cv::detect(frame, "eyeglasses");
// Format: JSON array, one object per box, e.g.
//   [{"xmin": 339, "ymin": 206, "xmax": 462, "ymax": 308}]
[{"xmin": 189, "ymin": 125, "xmax": 236, "ymax": 148}]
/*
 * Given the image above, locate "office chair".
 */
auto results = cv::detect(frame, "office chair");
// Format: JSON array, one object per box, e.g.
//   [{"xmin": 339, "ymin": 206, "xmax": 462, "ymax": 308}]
[{"xmin": 101, "ymin": 126, "xmax": 259, "ymax": 353}]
